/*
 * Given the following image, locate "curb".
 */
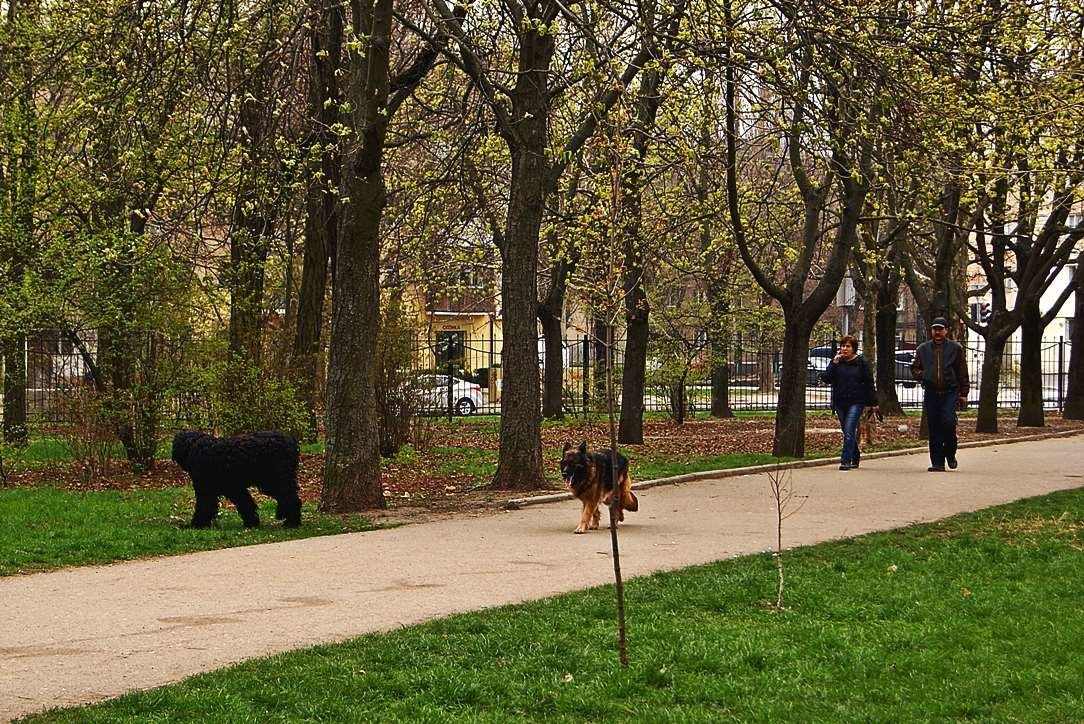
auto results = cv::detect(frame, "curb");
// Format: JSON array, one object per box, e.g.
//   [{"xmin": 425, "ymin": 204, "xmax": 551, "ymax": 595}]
[{"xmin": 501, "ymin": 427, "xmax": 1084, "ymax": 510}]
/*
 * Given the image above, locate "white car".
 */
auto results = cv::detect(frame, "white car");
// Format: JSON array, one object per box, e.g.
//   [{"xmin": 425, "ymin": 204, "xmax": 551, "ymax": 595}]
[{"xmin": 416, "ymin": 374, "xmax": 484, "ymax": 415}]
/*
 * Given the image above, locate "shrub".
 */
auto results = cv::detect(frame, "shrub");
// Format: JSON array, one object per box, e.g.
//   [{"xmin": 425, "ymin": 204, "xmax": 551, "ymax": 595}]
[
  {"xmin": 54, "ymin": 386, "xmax": 117, "ymax": 484},
  {"xmin": 215, "ymin": 360, "xmax": 310, "ymax": 441},
  {"xmin": 377, "ymin": 293, "xmax": 424, "ymax": 457}
]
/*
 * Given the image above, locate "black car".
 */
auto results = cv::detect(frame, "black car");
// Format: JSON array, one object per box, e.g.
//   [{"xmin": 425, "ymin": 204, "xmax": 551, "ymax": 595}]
[
  {"xmin": 894, "ymin": 350, "xmax": 917, "ymax": 388},
  {"xmin": 777, "ymin": 360, "xmax": 826, "ymax": 387}
]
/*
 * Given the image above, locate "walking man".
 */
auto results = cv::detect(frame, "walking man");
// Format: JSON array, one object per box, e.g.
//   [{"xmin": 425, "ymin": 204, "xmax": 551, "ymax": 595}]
[{"xmin": 911, "ymin": 317, "xmax": 969, "ymax": 471}]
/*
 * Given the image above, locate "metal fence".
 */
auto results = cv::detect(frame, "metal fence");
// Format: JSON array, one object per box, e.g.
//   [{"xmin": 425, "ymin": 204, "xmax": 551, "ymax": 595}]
[
  {"xmin": 2, "ymin": 329, "xmax": 1075, "ymax": 424},
  {"xmin": 408, "ymin": 332, "xmax": 1075, "ymax": 417}
]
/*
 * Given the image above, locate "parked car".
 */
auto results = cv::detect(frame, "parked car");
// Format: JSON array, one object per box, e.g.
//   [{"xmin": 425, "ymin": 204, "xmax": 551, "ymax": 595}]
[
  {"xmin": 807, "ymin": 346, "xmax": 836, "ymax": 372},
  {"xmin": 778, "ymin": 360, "xmax": 826, "ymax": 387},
  {"xmin": 416, "ymin": 374, "xmax": 484, "ymax": 415},
  {"xmin": 894, "ymin": 350, "xmax": 917, "ymax": 388}
]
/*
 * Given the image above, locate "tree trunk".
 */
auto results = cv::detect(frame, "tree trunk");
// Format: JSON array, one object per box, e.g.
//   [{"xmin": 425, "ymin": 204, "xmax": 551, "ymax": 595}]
[
  {"xmin": 293, "ymin": 1, "xmax": 343, "ymax": 440},
  {"xmin": 757, "ymin": 341, "xmax": 775, "ymax": 394},
  {"xmin": 709, "ymin": 329, "xmax": 734, "ymax": 418},
  {"xmin": 774, "ymin": 320, "xmax": 813, "ymax": 457},
  {"xmin": 227, "ymin": 77, "xmax": 277, "ymax": 365},
  {"xmin": 538, "ymin": 296, "xmax": 565, "ymax": 419},
  {"xmin": 617, "ymin": 238, "xmax": 649, "ymax": 442},
  {"xmin": 1064, "ymin": 261, "xmax": 1084, "ymax": 419},
  {"xmin": 294, "ymin": 189, "xmax": 331, "ymax": 440},
  {"xmin": 320, "ymin": 0, "xmax": 395, "ymax": 511},
  {"xmin": 321, "ymin": 175, "xmax": 385, "ymax": 510},
  {"xmin": 1, "ymin": 0, "xmax": 36, "ymax": 447},
  {"xmin": 1017, "ymin": 300, "xmax": 1045, "ymax": 427},
  {"xmin": 130, "ymin": 334, "xmax": 159, "ymax": 471},
  {"xmin": 617, "ymin": 62, "xmax": 665, "ymax": 445},
  {"xmin": 228, "ymin": 222, "xmax": 270, "ymax": 364},
  {"xmin": 671, "ymin": 373, "xmax": 687, "ymax": 425},
  {"xmin": 2, "ymin": 336, "xmax": 28, "ymax": 445},
  {"xmin": 490, "ymin": 144, "xmax": 548, "ymax": 490},
  {"xmin": 875, "ymin": 271, "xmax": 904, "ymax": 416},
  {"xmin": 976, "ymin": 334, "xmax": 1008, "ymax": 433},
  {"xmin": 592, "ymin": 317, "xmax": 610, "ymax": 408}
]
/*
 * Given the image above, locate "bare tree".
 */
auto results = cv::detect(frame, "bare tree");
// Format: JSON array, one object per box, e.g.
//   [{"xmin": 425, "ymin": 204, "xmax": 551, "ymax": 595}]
[
  {"xmin": 321, "ymin": 0, "xmax": 447, "ymax": 511},
  {"xmin": 767, "ymin": 464, "xmax": 807, "ymax": 610},
  {"xmin": 430, "ymin": 0, "xmax": 676, "ymax": 489}
]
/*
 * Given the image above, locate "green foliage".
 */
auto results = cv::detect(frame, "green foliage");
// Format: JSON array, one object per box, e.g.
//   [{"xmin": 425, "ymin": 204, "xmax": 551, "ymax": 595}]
[
  {"xmin": 377, "ymin": 291, "xmax": 425, "ymax": 457},
  {"xmin": 165, "ymin": 337, "xmax": 308, "ymax": 439},
  {"xmin": 216, "ymin": 359, "xmax": 309, "ymax": 441}
]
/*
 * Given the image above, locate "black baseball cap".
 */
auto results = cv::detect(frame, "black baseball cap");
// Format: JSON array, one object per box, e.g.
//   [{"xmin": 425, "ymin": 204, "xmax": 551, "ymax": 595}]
[{"xmin": 930, "ymin": 317, "xmax": 949, "ymax": 328}]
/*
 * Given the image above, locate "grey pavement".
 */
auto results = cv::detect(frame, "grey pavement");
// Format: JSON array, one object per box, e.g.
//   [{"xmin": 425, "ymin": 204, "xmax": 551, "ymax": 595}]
[{"xmin": 2, "ymin": 435, "xmax": 1083, "ymax": 721}]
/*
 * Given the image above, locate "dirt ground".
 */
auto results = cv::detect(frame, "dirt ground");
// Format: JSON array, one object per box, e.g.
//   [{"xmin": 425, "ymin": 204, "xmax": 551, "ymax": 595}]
[{"xmin": 7, "ymin": 414, "xmax": 1084, "ymax": 525}]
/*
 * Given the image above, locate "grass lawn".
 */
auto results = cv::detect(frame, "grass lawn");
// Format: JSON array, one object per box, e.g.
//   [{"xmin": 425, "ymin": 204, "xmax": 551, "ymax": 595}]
[
  {"xmin": 20, "ymin": 487, "xmax": 1084, "ymax": 722},
  {"xmin": 0, "ymin": 487, "xmax": 385, "ymax": 576}
]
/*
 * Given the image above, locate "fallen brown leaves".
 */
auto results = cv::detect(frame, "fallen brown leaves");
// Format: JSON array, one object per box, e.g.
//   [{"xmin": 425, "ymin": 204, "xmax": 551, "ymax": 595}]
[{"xmin": 5, "ymin": 415, "xmax": 1082, "ymax": 526}]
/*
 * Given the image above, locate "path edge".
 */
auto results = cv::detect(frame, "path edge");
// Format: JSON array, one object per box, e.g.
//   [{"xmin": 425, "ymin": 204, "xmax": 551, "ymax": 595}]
[{"xmin": 502, "ymin": 428, "xmax": 1084, "ymax": 510}]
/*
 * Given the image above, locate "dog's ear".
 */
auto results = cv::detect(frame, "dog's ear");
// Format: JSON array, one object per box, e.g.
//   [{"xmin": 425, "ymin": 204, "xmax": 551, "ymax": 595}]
[
  {"xmin": 562, "ymin": 441, "xmax": 572, "ymax": 453},
  {"xmin": 578, "ymin": 441, "xmax": 587, "ymax": 454}
]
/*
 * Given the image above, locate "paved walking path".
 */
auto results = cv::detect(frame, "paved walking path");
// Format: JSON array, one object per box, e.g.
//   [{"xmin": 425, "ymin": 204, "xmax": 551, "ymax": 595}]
[{"xmin": 3, "ymin": 435, "xmax": 1083, "ymax": 721}]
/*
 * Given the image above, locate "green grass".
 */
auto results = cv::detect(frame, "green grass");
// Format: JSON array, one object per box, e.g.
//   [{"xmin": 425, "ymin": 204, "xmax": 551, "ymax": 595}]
[
  {"xmin": 21, "ymin": 487, "xmax": 1084, "ymax": 722},
  {"xmin": 0, "ymin": 487, "xmax": 385, "ymax": 576}
]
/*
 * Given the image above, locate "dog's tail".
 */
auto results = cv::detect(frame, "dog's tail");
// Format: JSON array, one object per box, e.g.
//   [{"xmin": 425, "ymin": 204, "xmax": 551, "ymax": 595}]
[{"xmin": 620, "ymin": 472, "xmax": 638, "ymax": 512}]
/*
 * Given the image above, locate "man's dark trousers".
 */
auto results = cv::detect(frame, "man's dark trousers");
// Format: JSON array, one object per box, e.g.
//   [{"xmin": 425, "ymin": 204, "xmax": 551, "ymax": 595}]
[{"xmin": 924, "ymin": 388, "xmax": 958, "ymax": 468}]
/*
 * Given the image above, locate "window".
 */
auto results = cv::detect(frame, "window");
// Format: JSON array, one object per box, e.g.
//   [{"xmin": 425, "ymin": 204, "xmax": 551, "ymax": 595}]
[{"xmin": 435, "ymin": 331, "xmax": 466, "ymax": 368}]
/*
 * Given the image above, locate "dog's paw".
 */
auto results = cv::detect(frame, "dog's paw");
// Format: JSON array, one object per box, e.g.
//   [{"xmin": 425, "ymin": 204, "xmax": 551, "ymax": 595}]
[{"xmin": 574, "ymin": 527, "xmax": 587, "ymax": 534}]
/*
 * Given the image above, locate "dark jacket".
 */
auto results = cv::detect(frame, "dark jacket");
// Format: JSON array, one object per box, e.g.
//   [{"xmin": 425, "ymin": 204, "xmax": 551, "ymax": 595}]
[
  {"xmin": 911, "ymin": 339, "xmax": 969, "ymax": 395},
  {"xmin": 821, "ymin": 356, "xmax": 877, "ymax": 412}
]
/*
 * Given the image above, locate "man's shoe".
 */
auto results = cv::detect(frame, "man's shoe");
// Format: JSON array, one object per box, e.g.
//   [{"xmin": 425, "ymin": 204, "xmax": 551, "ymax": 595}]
[
  {"xmin": 928, "ymin": 466, "xmax": 945, "ymax": 472},
  {"xmin": 839, "ymin": 464, "xmax": 851, "ymax": 471},
  {"xmin": 852, "ymin": 460, "xmax": 860, "ymax": 469},
  {"xmin": 947, "ymin": 456, "xmax": 958, "ymax": 470}
]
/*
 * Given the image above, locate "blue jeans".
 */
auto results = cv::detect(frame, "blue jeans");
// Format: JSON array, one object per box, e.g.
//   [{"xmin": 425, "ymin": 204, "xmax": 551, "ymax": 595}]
[
  {"xmin": 924, "ymin": 388, "xmax": 959, "ymax": 468},
  {"xmin": 836, "ymin": 403, "xmax": 864, "ymax": 466}
]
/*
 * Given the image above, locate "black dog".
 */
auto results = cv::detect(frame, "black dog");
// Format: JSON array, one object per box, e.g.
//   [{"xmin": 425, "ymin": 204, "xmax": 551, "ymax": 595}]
[{"xmin": 171, "ymin": 430, "xmax": 302, "ymax": 528}]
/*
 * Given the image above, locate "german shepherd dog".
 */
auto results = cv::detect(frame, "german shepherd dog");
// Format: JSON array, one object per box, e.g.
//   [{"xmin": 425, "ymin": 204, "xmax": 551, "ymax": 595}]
[{"xmin": 560, "ymin": 442, "xmax": 639, "ymax": 534}]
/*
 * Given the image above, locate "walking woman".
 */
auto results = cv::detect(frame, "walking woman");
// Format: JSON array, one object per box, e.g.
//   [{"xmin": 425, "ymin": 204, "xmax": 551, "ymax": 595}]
[{"xmin": 821, "ymin": 335, "xmax": 878, "ymax": 470}]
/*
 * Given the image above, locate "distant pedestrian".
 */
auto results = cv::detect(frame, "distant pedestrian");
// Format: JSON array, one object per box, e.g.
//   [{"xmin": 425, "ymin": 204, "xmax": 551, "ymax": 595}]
[
  {"xmin": 911, "ymin": 317, "xmax": 969, "ymax": 472},
  {"xmin": 821, "ymin": 335, "xmax": 878, "ymax": 471}
]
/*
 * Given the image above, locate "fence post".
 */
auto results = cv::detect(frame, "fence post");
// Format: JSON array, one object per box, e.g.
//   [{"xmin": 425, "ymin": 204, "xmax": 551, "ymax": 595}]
[
  {"xmin": 447, "ymin": 362, "xmax": 454, "ymax": 420},
  {"xmin": 582, "ymin": 335, "xmax": 590, "ymax": 413},
  {"xmin": 1058, "ymin": 336, "xmax": 1065, "ymax": 411}
]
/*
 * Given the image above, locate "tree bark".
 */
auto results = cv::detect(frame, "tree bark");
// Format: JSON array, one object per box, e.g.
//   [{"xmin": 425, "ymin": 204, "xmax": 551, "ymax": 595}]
[
  {"xmin": 617, "ymin": 61, "xmax": 666, "ymax": 445},
  {"xmin": 1064, "ymin": 260, "xmax": 1084, "ymax": 419},
  {"xmin": 538, "ymin": 290, "xmax": 565, "ymax": 419},
  {"xmin": 488, "ymin": 19, "xmax": 556, "ymax": 490},
  {"xmin": 293, "ymin": 0, "xmax": 344, "ymax": 441},
  {"xmin": 618, "ymin": 229, "xmax": 649, "ymax": 444},
  {"xmin": 320, "ymin": 0, "xmax": 396, "ymax": 512},
  {"xmin": 1, "ymin": 0, "xmax": 36, "ymax": 447},
  {"xmin": 875, "ymin": 268, "xmax": 904, "ymax": 416},
  {"xmin": 709, "ymin": 329, "xmax": 734, "ymax": 418},
  {"xmin": 1016, "ymin": 300, "xmax": 1045, "ymax": 427},
  {"xmin": 322, "ymin": 173, "xmax": 385, "ymax": 510},
  {"xmin": 976, "ymin": 333, "xmax": 1009, "ymax": 433},
  {"xmin": 2, "ymin": 336, "xmax": 28, "ymax": 445},
  {"xmin": 490, "ymin": 141, "xmax": 549, "ymax": 489},
  {"xmin": 774, "ymin": 319, "xmax": 814, "ymax": 457}
]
